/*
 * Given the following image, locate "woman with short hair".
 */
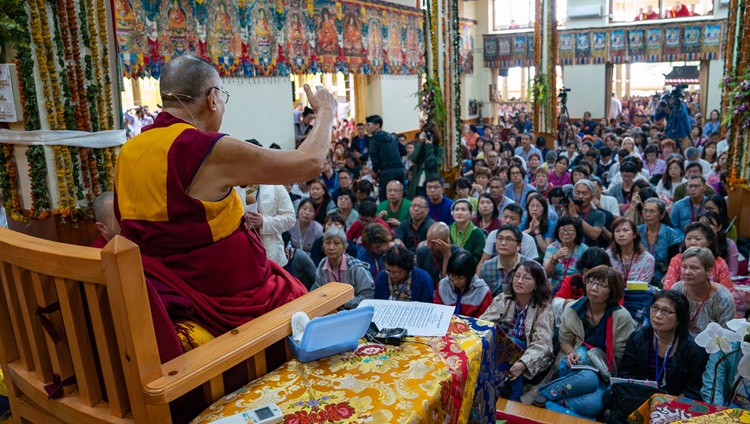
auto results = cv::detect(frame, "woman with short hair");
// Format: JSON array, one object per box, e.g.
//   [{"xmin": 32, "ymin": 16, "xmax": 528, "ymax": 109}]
[
  {"xmin": 311, "ymin": 227, "xmax": 374, "ymax": 309},
  {"xmin": 618, "ymin": 290, "xmax": 708, "ymax": 398},
  {"xmin": 670, "ymin": 246, "xmax": 736, "ymax": 336},
  {"xmin": 638, "ymin": 198, "xmax": 682, "ymax": 286},
  {"xmin": 374, "ymin": 245, "xmax": 434, "ymax": 303},
  {"xmin": 543, "ymin": 216, "xmax": 589, "ymax": 291}
]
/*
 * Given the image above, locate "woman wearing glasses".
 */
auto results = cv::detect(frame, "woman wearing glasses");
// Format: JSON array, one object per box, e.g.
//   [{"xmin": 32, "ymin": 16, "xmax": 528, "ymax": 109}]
[
  {"xmin": 480, "ymin": 260, "xmax": 554, "ymax": 402},
  {"xmin": 434, "ymin": 250, "xmax": 492, "ymax": 318},
  {"xmin": 663, "ymin": 222, "xmax": 732, "ymax": 291},
  {"xmin": 539, "ymin": 266, "xmax": 634, "ymax": 419},
  {"xmin": 637, "ymin": 198, "xmax": 682, "ymax": 286},
  {"xmin": 617, "ymin": 291, "xmax": 707, "ymax": 403},
  {"xmin": 543, "ymin": 216, "xmax": 589, "ymax": 291}
]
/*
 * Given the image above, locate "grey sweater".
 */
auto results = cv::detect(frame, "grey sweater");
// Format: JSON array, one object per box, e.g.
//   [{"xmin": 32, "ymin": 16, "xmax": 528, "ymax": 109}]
[{"xmin": 311, "ymin": 254, "xmax": 374, "ymax": 310}]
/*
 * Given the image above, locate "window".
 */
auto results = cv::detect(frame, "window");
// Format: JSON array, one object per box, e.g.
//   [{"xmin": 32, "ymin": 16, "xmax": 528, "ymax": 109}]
[
  {"xmin": 610, "ymin": 0, "xmax": 713, "ymax": 22},
  {"xmin": 492, "ymin": 0, "xmax": 568, "ymax": 32}
]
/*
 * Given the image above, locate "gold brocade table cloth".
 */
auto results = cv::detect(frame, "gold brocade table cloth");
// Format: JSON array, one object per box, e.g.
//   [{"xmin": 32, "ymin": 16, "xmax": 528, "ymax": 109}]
[{"xmin": 192, "ymin": 317, "xmax": 499, "ymax": 424}]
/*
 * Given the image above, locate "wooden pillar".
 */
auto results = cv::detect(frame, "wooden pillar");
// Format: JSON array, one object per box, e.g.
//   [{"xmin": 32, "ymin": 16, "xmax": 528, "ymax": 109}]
[
  {"xmin": 625, "ymin": 63, "xmax": 631, "ymax": 97},
  {"xmin": 131, "ymin": 78, "xmax": 142, "ymax": 107},
  {"xmin": 502, "ymin": 74, "xmax": 509, "ymax": 100},
  {"xmin": 353, "ymin": 74, "xmax": 368, "ymax": 124},
  {"xmin": 520, "ymin": 68, "xmax": 526, "ymax": 100},
  {"xmin": 614, "ymin": 64, "xmax": 623, "ymax": 99}
]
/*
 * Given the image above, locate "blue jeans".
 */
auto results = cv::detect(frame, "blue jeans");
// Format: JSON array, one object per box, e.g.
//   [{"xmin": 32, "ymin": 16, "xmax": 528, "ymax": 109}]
[{"xmin": 538, "ymin": 347, "xmax": 606, "ymax": 418}]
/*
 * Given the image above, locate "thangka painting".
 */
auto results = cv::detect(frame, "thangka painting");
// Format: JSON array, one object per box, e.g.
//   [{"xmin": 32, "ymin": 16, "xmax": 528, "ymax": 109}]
[
  {"xmin": 115, "ymin": 0, "xmax": 424, "ymax": 78},
  {"xmin": 483, "ymin": 19, "xmax": 725, "ymax": 68},
  {"xmin": 459, "ymin": 19, "xmax": 476, "ymax": 75}
]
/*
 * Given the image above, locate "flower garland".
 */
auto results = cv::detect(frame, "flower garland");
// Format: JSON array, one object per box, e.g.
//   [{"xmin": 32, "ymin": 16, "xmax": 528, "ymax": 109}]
[
  {"xmin": 11, "ymin": 5, "xmax": 41, "ymax": 131},
  {"xmin": 64, "ymin": 0, "xmax": 91, "ymax": 131},
  {"xmin": 26, "ymin": 146, "xmax": 51, "ymax": 220},
  {"xmin": 69, "ymin": 147, "xmax": 85, "ymax": 201},
  {"xmin": 62, "ymin": 147, "xmax": 78, "ymax": 220},
  {"xmin": 27, "ymin": 0, "xmax": 58, "ymax": 130},
  {"xmin": 37, "ymin": 0, "xmax": 67, "ymax": 130},
  {"xmin": 50, "ymin": 0, "xmax": 77, "ymax": 130},
  {"xmin": 84, "ymin": 0, "xmax": 104, "ymax": 131},
  {"xmin": 450, "ymin": 0, "xmax": 461, "ymax": 171},
  {"xmin": 95, "ymin": 0, "xmax": 114, "ymax": 129},
  {"xmin": 79, "ymin": 147, "xmax": 93, "ymax": 203},
  {"xmin": 104, "ymin": 147, "xmax": 116, "ymax": 190},
  {"xmin": 88, "ymin": 148, "xmax": 101, "ymax": 197},
  {"xmin": 1, "ymin": 145, "xmax": 26, "ymax": 222},
  {"xmin": 53, "ymin": 145, "xmax": 69, "ymax": 218}
]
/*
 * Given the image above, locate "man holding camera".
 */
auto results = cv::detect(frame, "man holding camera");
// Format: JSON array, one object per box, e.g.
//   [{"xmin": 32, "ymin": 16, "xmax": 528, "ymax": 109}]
[
  {"xmin": 562, "ymin": 180, "xmax": 609, "ymax": 247},
  {"xmin": 653, "ymin": 86, "xmax": 693, "ymax": 151}
]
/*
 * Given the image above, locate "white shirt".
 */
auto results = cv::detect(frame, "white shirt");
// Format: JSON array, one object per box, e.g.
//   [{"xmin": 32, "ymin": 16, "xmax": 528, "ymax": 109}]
[
  {"xmin": 238, "ymin": 185, "xmax": 296, "ymax": 267},
  {"xmin": 610, "ymin": 97, "xmax": 622, "ymax": 120},
  {"xmin": 483, "ymin": 229, "xmax": 538, "ymax": 259},
  {"xmin": 598, "ymin": 195, "xmax": 620, "ymax": 217}
]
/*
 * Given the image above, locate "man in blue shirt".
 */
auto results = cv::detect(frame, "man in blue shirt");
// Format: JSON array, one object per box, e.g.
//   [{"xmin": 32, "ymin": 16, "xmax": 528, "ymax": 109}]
[
  {"xmin": 513, "ymin": 112, "xmax": 534, "ymax": 134},
  {"xmin": 671, "ymin": 175, "xmax": 707, "ymax": 235},
  {"xmin": 425, "ymin": 176, "xmax": 454, "ymax": 225},
  {"xmin": 514, "ymin": 133, "xmax": 542, "ymax": 162}
]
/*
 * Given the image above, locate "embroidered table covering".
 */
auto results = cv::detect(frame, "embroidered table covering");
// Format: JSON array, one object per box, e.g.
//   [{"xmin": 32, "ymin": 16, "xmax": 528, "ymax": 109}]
[
  {"xmin": 192, "ymin": 316, "xmax": 498, "ymax": 424},
  {"xmin": 628, "ymin": 393, "xmax": 728, "ymax": 424}
]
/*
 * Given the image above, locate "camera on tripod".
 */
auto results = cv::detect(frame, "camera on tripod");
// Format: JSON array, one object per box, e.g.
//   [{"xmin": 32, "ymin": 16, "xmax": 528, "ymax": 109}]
[
  {"xmin": 558, "ymin": 87, "xmax": 571, "ymax": 103},
  {"xmin": 660, "ymin": 84, "xmax": 687, "ymax": 109}
]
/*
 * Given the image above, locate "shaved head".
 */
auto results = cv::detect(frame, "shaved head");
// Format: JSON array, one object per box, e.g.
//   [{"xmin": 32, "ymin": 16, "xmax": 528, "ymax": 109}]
[
  {"xmin": 427, "ymin": 222, "xmax": 450, "ymax": 242},
  {"xmin": 159, "ymin": 55, "xmax": 217, "ymax": 107}
]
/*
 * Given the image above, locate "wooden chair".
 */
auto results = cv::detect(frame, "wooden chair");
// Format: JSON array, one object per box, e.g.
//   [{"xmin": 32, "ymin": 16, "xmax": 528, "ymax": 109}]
[{"xmin": 0, "ymin": 229, "xmax": 353, "ymax": 423}]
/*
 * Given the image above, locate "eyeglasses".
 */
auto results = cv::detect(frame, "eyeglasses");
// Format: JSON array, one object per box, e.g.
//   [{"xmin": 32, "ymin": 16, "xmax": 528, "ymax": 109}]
[
  {"xmin": 687, "ymin": 184, "xmax": 703, "ymax": 190},
  {"xmin": 496, "ymin": 236, "xmax": 519, "ymax": 244},
  {"xmin": 559, "ymin": 228, "xmax": 576, "ymax": 235},
  {"xmin": 650, "ymin": 306, "xmax": 675, "ymax": 316},
  {"xmin": 410, "ymin": 204, "xmax": 428, "ymax": 209},
  {"xmin": 207, "ymin": 86, "xmax": 230, "ymax": 104},
  {"xmin": 586, "ymin": 280, "xmax": 610, "ymax": 290},
  {"xmin": 426, "ymin": 185, "xmax": 442, "ymax": 191}
]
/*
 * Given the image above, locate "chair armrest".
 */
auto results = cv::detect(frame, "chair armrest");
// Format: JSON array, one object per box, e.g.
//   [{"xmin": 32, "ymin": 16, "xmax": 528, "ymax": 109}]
[{"xmin": 142, "ymin": 283, "xmax": 353, "ymax": 405}]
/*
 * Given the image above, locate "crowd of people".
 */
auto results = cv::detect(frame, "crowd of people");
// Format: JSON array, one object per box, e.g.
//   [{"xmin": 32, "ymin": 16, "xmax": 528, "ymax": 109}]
[
  {"xmin": 266, "ymin": 88, "xmax": 747, "ymax": 420},
  {"xmin": 107, "ymin": 55, "xmax": 746, "ymax": 422}
]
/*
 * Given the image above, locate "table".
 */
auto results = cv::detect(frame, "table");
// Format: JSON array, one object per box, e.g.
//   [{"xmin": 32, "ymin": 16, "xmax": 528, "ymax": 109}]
[
  {"xmin": 192, "ymin": 317, "xmax": 498, "ymax": 424},
  {"xmin": 495, "ymin": 399, "xmax": 596, "ymax": 424}
]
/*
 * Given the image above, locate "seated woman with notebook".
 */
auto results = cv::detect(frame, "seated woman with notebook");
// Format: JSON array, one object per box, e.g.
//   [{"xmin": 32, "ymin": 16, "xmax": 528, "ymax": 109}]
[
  {"xmin": 539, "ymin": 265, "xmax": 635, "ymax": 419},
  {"xmin": 479, "ymin": 260, "xmax": 554, "ymax": 401}
]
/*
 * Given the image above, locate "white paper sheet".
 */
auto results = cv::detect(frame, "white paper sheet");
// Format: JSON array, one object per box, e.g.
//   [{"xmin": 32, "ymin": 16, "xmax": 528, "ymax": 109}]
[{"xmin": 358, "ymin": 300, "xmax": 454, "ymax": 337}]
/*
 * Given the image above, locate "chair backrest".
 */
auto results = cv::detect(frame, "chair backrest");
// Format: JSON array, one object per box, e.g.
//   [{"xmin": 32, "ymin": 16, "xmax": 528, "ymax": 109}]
[
  {"xmin": 0, "ymin": 229, "xmax": 161, "ymax": 423},
  {"xmin": 0, "ymin": 228, "xmax": 354, "ymax": 423}
]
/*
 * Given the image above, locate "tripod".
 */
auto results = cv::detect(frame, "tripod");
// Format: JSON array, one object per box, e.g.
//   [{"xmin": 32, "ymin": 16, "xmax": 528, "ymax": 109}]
[{"xmin": 557, "ymin": 94, "xmax": 571, "ymax": 150}]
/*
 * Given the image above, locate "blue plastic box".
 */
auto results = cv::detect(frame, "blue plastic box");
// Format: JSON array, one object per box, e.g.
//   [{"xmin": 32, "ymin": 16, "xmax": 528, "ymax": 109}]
[{"xmin": 287, "ymin": 306, "xmax": 374, "ymax": 363}]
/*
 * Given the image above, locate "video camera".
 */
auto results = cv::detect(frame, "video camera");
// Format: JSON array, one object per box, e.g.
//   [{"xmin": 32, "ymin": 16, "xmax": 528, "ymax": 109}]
[
  {"xmin": 559, "ymin": 190, "xmax": 583, "ymax": 208},
  {"xmin": 558, "ymin": 87, "xmax": 571, "ymax": 104},
  {"xmin": 660, "ymin": 84, "xmax": 688, "ymax": 109}
]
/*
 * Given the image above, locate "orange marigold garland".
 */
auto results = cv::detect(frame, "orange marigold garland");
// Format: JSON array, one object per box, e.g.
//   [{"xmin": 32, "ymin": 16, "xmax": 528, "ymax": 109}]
[
  {"xmin": 64, "ymin": 0, "xmax": 91, "ymax": 131},
  {"xmin": 88, "ymin": 148, "xmax": 101, "ymax": 197},
  {"xmin": 37, "ymin": 0, "xmax": 66, "ymax": 130},
  {"xmin": 62, "ymin": 146, "xmax": 78, "ymax": 223},
  {"xmin": 28, "ymin": 0, "xmax": 57, "ymax": 130},
  {"xmin": 26, "ymin": 146, "xmax": 52, "ymax": 219},
  {"xmin": 1, "ymin": 145, "xmax": 27, "ymax": 222},
  {"xmin": 53, "ymin": 145, "xmax": 69, "ymax": 219}
]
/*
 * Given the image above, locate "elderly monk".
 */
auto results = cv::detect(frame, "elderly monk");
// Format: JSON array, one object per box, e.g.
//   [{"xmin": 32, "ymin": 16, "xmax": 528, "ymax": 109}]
[{"xmin": 114, "ymin": 55, "xmax": 335, "ymax": 349}]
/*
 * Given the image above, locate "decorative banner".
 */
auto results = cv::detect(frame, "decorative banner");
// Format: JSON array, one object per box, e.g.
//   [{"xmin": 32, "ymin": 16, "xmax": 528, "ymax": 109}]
[
  {"xmin": 459, "ymin": 19, "xmax": 476, "ymax": 75},
  {"xmin": 483, "ymin": 19, "xmax": 726, "ymax": 68},
  {"xmin": 115, "ymin": 0, "xmax": 426, "ymax": 78}
]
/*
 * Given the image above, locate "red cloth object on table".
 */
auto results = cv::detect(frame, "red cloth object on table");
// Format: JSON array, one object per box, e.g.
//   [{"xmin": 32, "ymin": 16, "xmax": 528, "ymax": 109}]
[{"xmin": 629, "ymin": 393, "xmax": 727, "ymax": 423}]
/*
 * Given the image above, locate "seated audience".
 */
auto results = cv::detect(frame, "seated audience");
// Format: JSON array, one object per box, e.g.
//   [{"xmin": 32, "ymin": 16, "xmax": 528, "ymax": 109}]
[
  {"xmin": 477, "ymin": 204, "xmax": 539, "ymax": 271},
  {"xmin": 393, "ymin": 195, "xmax": 434, "ymax": 253},
  {"xmin": 607, "ymin": 217, "xmax": 655, "ymax": 283},
  {"xmin": 698, "ymin": 211, "xmax": 739, "ymax": 276},
  {"xmin": 357, "ymin": 223, "xmax": 395, "ymax": 280},
  {"xmin": 480, "ymin": 260, "xmax": 554, "ymax": 402},
  {"xmin": 532, "ymin": 166, "xmax": 554, "ymax": 198},
  {"xmin": 291, "ymin": 198, "xmax": 324, "ymax": 254},
  {"xmin": 449, "ymin": 199, "xmax": 486, "ymax": 263},
  {"xmin": 425, "ymin": 176, "xmax": 454, "ymax": 224},
  {"xmin": 664, "ymin": 222, "xmax": 732, "ymax": 290},
  {"xmin": 310, "ymin": 214, "xmax": 362, "ymax": 266},
  {"xmin": 505, "ymin": 164, "xmax": 537, "ymax": 209},
  {"xmin": 374, "ymin": 245, "xmax": 433, "ymax": 302},
  {"xmin": 704, "ymin": 194, "xmax": 738, "ymax": 241},
  {"xmin": 472, "ymin": 193, "xmax": 502, "ymax": 234},
  {"xmin": 655, "ymin": 158, "xmax": 686, "ymax": 201},
  {"xmin": 376, "ymin": 180, "xmax": 411, "ymax": 229},
  {"xmin": 554, "ymin": 247, "xmax": 614, "ymax": 315},
  {"xmin": 672, "ymin": 162, "xmax": 715, "ymax": 202},
  {"xmin": 328, "ymin": 189, "xmax": 359, "ymax": 230},
  {"xmin": 310, "ymin": 227, "xmax": 374, "ymax": 309},
  {"xmin": 671, "ymin": 175, "xmax": 710, "ymax": 234},
  {"xmin": 308, "ymin": 178, "xmax": 336, "ymax": 224},
  {"xmin": 638, "ymin": 198, "xmax": 682, "ymax": 286},
  {"xmin": 618, "ymin": 290, "xmax": 708, "ymax": 399},
  {"xmin": 417, "ymin": 222, "xmax": 462, "ymax": 285},
  {"xmin": 245, "ymin": 184, "xmax": 296, "ymax": 267},
  {"xmin": 670, "ymin": 246, "xmax": 736, "ymax": 336},
  {"xmin": 480, "ymin": 225, "xmax": 536, "ymax": 297},
  {"xmin": 346, "ymin": 200, "xmax": 389, "ymax": 246},
  {"xmin": 434, "ymin": 250, "xmax": 492, "ymax": 317},
  {"xmin": 540, "ymin": 266, "xmax": 634, "ymax": 419},
  {"xmin": 543, "ymin": 216, "xmax": 589, "ymax": 291},
  {"xmin": 522, "ymin": 194, "xmax": 555, "ymax": 261}
]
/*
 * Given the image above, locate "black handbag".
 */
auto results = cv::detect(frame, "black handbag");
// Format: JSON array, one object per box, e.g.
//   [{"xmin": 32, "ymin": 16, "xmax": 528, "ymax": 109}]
[{"xmin": 605, "ymin": 383, "xmax": 662, "ymax": 424}]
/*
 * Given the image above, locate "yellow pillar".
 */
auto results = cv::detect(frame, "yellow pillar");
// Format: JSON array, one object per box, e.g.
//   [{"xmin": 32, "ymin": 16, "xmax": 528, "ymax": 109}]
[
  {"xmin": 131, "ymin": 78, "xmax": 142, "ymax": 107},
  {"xmin": 615, "ymin": 64, "xmax": 623, "ymax": 99},
  {"xmin": 625, "ymin": 63, "xmax": 631, "ymax": 97},
  {"xmin": 520, "ymin": 68, "xmax": 527, "ymax": 100}
]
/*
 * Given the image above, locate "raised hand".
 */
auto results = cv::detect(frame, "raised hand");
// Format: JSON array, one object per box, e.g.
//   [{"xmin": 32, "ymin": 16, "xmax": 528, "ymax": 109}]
[{"xmin": 303, "ymin": 84, "xmax": 336, "ymax": 115}]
